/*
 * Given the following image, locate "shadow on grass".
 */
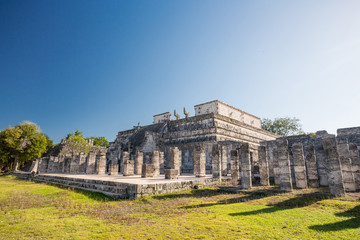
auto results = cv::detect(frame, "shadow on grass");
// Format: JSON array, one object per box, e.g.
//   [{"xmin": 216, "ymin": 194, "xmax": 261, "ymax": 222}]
[
  {"xmin": 182, "ymin": 188, "xmax": 284, "ymax": 209},
  {"xmin": 309, "ymin": 205, "xmax": 360, "ymax": 231},
  {"xmin": 153, "ymin": 188, "xmax": 226, "ymax": 200},
  {"xmin": 229, "ymin": 192, "xmax": 331, "ymax": 216}
]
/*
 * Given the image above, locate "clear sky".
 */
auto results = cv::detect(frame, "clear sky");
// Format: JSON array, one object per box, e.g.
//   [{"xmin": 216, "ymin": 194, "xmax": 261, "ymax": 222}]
[{"xmin": 1, "ymin": 0, "xmax": 360, "ymax": 143}]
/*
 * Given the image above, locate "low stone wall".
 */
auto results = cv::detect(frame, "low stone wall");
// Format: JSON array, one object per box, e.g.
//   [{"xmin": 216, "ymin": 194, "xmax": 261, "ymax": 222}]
[{"xmin": 12, "ymin": 172, "xmax": 231, "ymax": 199}]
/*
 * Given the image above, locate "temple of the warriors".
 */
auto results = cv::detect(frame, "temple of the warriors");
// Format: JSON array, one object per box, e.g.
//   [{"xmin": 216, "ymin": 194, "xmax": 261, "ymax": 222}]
[
  {"xmin": 107, "ymin": 100, "xmax": 279, "ymax": 174},
  {"xmin": 25, "ymin": 100, "xmax": 360, "ymax": 199}
]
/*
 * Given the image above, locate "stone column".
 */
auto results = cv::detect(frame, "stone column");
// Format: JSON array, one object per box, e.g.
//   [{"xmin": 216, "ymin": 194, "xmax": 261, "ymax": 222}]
[
  {"xmin": 315, "ymin": 137, "xmax": 329, "ymax": 186},
  {"xmin": 86, "ymin": 151, "xmax": 96, "ymax": 174},
  {"xmin": 63, "ymin": 156, "xmax": 70, "ymax": 173},
  {"xmin": 170, "ymin": 147, "xmax": 181, "ymax": 176},
  {"xmin": 165, "ymin": 169, "xmax": 178, "ymax": 179},
  {"xmin": 58, "ymin": 155, "xmax": 65, "ymax": 173},
  {"xmin": 193, "ymin": 146, "xmax": 206, "ymax": 178},
  {"xmin": 151, "ymin": 151, "xmax": 160, "ymax": 176},
  {"xmin": 122, "ymin": 152, "xmax": 134, "ymax": 176},
  {"xmin": 337, "ymin": 139, "xmax": 356, "ymax": 192},
  {"xmin": 272, "ymin": 150, "xmax": 280, "ymax": 185},
  {"xmin": 96, "ymin": 152, "xmax": 106, "ymax": 175},
  {"xmin": 349, "ymin": 143, "xmax": 360, "ymax": 190},
  {"xmin": 159, "ymin": 152, "xmax": 165, "ymax": 174},
  {"xmin": 135, "ymin": 152, "xmax": 143, "ymax": 175},
  {"xmin": 108, "ymin": 164, "xmax": 119, "ymax": 175},
  {"xmin": 305, "ymin": 144, "xmax": 319, "ymax": 187},
  {"xmin": 212, "ymin": 144, "xmax": 222, "ymax": 180},
  {"xmin": 70, "ymin": 154, "xmax": 80, "ymax": 173},
  {"xmin": 221, "ymin": 146, "xmax": 228, "ymax": 176},
  {"xmin": 108, "ymin": 151, "xmax": 120, "ymax": 175},
  {"xmin": 47, "ymin": 156, "xmax": 54, "ymax": 173},
  {"xmin": 54, "ymin": 157, "xmax": 60, "ymax": 173},
  {"xmin": 258, "ymin": 146, "xmax": 270, "ymax": 186},
  {"xmin": 78, "ymin": 152, "xmax": 87, "ymax": 173},
  {"xmin": 230, "ymin": 150, "xmax": 240, "ymax": 183},
  {"xmin": 142, "ymin": 164, "xmax": 155, "ymax": 178},
  {"xmin": 240, "ymin": 144, "xmax": 252, "ymax": 189},
  {"xmin": 322, "ymin": 136, "xmax": 345, "ymax": 197},
  {"xmin": 276, "ymin": 139, "xmax": 293, "ymax": 191},
  {"xmin": 292, "ymin": 143, "xmax": 307, "ymax": 189}
]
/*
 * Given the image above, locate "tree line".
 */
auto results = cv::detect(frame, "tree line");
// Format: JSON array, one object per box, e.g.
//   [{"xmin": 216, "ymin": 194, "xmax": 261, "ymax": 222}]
[{"xmin": 0, "ymin": 122, "xmax": 108, "ymax": 172}]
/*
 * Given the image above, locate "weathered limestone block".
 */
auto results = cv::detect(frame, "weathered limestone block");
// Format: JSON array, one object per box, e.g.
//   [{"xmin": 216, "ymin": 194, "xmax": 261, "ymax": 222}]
[
  {"xmin": 170, "ymin": 147, "xmax": 182, "ymax": 176},
  {"xmin": 193, "ymin": 146, "xmax": 206, "ymax": 178},
  {"xmin": 159, "ymin": 152, "xmax": 165, "ymax": 174},
  {"xmin": 315, "ymin": 136, "xmax": 329, "ymax": 186},
  {"xmin": 142, "ymin": 164, "xmax": 155, "ymax": 178},
  {"xmin": 212, "ymin": 144, "xmax": 222, "ymax": 180},
  {"xmin": 240, "ymin": 144, "xmax": 252, "ymax": 189},
  {"xmin": 96, "ymin": 152, "xmax": 106, "ymax": 175},
  {"xmin": 78, "ymin": 152, "xmax": 87, "ymax": 173},
  {"xmin": 337, "ymin": 139, "xmax": 356, "ymax": 192},
  {"xmin": 221, "ymin": 146, "xmax": 228, "ymax": 176},
  {"xmin": 292, "ymin": 143, "xmax": 307, "ymax": 189},
  {"xmin": 53, "ymin": 156, "xmax": 60, "ymax": 173},
  {"xmin": 322, "ymin": 136, "xmax": 345, "ymax": 197},
  {"xmin": 305, "ymin": 144, "xmax": 319, "ymax": 187},
  {"xmin": 47, "ymin": 156, "xmax": 56, "ymax": 173},
  {"xmin": 70, "ymin": 154, "xmax": 80, "ymax": 173},
  {"xmin": 135, "ymin": 152, "xmax": 143, "ymax": 175},
  {"xmin": 58, "ymin": 155, "xmax": 65, "ymax": 173},
  {"xmin": 276, "ymin": 139, "xmax": 292, "ymax": 192},
  {"xmin": 230, "ymin": 150, "xmax": 240, "ymax": 182},
  {"xmin": 349, "ymin": 143, "xmax": 360, "ymax": 190},
  {"xmin": 123, "ymin": 160, "xmax": 134, "ymax": 176},
  {"xmin": 272, "ymin": 150, "xmax": 280, "ymax": 185},
  {"xmin": 38, "ymin": 157, "xmax": 49, "ymax": 173},
  {"xmin": 86, "ymin": 151, "xmax": 96, "ymax": 174},
  {"xmin": 121, "ymin": 152, "xmax": 133, "ymax": 176},
  {"xmin": 165, "ymin": 169, "xmax": 178, "ymax": 179},
  {"xmin": 151, "ymin": 151, "xmax": 160, "ymax": 176},
  {"xmin": 62, "ymin": 157, "xmax": 70, "ymax": 173},
  {"xmin": 108, "ymin": 164, "xmax": 119, "ymax": 175},
  {"xmin": 258, "ymin": 146, "xmax": 269, "ymax": 186}
]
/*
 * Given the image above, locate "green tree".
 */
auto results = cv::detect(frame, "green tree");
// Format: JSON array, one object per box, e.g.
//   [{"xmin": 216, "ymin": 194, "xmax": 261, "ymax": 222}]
[
  {"xmin": 66, "ymin": 129, "xmax": 83, "ymax": 139},
  {"xmin": 261, "ymin": 117, "xmax": 304, "ymax": 136},
  {"xmin": 87, "ymin": 136, "xmax": 109, "ymax": 148},
  {"xmin": 0, "ymin": 122, "xmax": 49, "ymax": 171},
  {"xmin": 65, "ymin": 130, "xmax": 91, "ymax": 155}
]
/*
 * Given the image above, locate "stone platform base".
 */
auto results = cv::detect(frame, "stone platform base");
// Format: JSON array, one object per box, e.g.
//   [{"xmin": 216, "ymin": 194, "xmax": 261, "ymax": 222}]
[{"xmin": 12, "ymin": 172, "xmax": 231, "ymax": 199}]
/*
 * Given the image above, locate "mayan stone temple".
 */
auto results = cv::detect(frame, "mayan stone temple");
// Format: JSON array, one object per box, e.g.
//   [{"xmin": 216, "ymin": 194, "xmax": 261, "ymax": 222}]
[{"xmin": 17, "ymin": 100, "xmax": 360, "ymax": 199}]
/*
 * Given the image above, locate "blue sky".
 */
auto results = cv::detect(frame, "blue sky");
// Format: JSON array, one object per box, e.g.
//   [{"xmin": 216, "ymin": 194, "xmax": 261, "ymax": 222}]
[{"xmin": 1, "ymin": 0, "xmax": 360, "ymax": 143}]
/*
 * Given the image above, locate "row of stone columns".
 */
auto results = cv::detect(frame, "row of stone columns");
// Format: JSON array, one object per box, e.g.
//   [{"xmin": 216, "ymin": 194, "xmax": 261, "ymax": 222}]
[
  {"xmin": 41, "ymin": 151, "xmax": 107, "ymax": 175},
  {"xmin": 257, "ymin": 136, "xmax": 359, "ymax": 197}
]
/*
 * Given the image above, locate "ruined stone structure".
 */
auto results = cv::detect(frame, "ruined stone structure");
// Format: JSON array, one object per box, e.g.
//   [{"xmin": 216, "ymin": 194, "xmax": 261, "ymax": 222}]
[
  {"xmin": 107, "ymin": 100, "xmax": 278, "ymax": 176},
  {"xmin": 25, "ymin": 100, "xmax": 360, "ymax": 199},
  {"xmin": 36, "ymin": 139, "xmax": 107, "ymax": 175}
]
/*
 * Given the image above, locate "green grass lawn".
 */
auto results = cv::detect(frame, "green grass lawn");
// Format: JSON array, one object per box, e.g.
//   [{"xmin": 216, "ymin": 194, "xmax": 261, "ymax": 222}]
[{"xmin": 0, "ymin": 175, "xmax": 359, "ymax": 240}]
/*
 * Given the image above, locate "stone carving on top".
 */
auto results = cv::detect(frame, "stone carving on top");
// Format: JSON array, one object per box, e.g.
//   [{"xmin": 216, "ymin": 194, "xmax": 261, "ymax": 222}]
[
  {"xmin": 183, "ymin": 107, "xmax": 190, "ymax": 118},
  {"xmin": 174, "ymin": 110, "xmax": 181, "ymax": 120}
]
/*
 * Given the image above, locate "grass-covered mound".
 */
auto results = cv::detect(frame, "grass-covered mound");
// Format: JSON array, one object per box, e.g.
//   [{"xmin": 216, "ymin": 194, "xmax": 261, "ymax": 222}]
[{"xmin": 0, "ymin": 175, "xmax": 359, "ymax": 239}]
